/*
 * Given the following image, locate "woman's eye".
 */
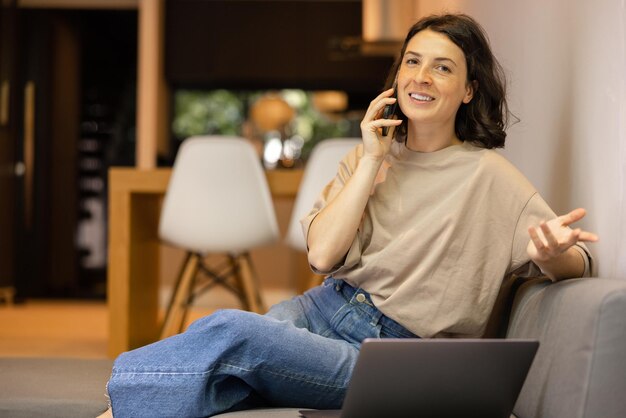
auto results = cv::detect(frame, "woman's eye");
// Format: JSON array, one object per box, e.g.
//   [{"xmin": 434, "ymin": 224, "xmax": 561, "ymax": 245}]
[
  {"xmin": 405, "ymin": 58, "xmax": 418, "ymax": 65},
  {"xmin": 436, "ymin": 65, "xmax": 451, "ymax": 73}
]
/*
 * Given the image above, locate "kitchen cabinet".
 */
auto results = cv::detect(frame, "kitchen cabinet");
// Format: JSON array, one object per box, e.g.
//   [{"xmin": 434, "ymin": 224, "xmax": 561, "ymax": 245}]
[{"xmin": 165, "ymin": 0, "xmax": 394, "ymax": 103}]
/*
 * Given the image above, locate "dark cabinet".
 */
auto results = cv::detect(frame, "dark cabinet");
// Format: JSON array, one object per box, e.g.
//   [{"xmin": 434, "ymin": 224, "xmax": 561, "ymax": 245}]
[{"xmin": 165, "ymin": 0, "xmax": 394, "ymax": 95}]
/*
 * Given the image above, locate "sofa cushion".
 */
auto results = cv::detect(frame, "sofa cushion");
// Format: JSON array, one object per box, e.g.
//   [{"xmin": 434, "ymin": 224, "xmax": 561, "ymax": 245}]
[
  {"xmin": 212, "ymin": 408, "xmax": 518, "ymax": 417},
  {"xmin": 507, "ymin": 277, "xmax": 626, "ymax": 418},
  {"xmin": 0, "ymin": 357, "xmax": 112, "ymax": 418},
  {"xmin": 215, "ymin": 408, "xmax": 304, "ymax": 417}
]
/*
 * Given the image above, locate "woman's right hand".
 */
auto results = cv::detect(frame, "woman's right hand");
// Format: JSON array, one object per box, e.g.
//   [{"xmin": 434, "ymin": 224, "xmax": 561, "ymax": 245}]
[{"xmin": 360, "ymin": 87, "xmax": 403, "ymax": 161}]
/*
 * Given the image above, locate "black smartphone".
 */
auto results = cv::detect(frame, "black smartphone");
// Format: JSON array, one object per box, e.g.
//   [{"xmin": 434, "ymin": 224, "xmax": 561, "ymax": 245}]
[{"xmin": 381, "ymin": 85, "xmax": 398, "ymax": 136}]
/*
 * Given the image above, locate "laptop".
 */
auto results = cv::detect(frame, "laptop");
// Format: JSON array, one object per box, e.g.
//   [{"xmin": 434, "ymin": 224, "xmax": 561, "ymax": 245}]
[{"xmin": 299, "ymin": 338, "xmax": 538, "ymax": 418}]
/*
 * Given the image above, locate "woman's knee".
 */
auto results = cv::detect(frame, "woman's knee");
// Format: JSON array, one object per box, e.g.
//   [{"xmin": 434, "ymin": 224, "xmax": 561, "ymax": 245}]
[
  {"xmin": 187, "ymin": 309, "xmax": 266, "ymax": 339},
  {"xmin": 114, "ymin": 310, "xmax": 268, "ymax": 373}
]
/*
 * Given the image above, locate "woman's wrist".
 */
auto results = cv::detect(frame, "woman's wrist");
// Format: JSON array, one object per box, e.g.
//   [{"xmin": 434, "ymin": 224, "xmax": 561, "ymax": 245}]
[
  {"xmin": 359, "ymin": 153, "xmax": 386, "ymax": 168},
  {"xmin": 533, "ymin": 246, "xmax": 586, "ymax": 281}
]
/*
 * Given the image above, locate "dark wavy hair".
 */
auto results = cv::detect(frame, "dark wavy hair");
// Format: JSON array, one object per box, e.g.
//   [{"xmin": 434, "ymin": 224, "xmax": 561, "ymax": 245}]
[{"xmin": 384, "ymin": 14, "xmax": 512, "ymax": 149}]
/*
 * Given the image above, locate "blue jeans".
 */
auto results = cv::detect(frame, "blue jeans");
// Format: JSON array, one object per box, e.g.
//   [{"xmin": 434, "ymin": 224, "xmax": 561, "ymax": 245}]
[{"xmin": 107, "ymin": 278, "xmax": 417, "ymax": 417}]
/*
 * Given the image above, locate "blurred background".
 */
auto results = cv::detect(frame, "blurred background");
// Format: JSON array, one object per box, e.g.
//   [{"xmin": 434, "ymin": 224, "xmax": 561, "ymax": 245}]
[
  {"xmin": 0, "ymin": 0, "xmax": 400, "ymax": 302},
  {"xmin": 0, "ymin": 0, "xmax": 624, "ymax": 357}
]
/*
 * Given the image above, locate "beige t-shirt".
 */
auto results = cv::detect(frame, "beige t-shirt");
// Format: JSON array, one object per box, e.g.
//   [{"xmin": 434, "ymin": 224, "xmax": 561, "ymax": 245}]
[{"xmin": 301, "ymin": 140, "xmax": 591, "ymax": 338}]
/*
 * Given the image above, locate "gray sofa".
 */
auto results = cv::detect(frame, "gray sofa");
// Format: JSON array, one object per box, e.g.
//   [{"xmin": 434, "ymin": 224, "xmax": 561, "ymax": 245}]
[{"xmin": 1, "ymin": 277, "xmax": 625, "ymax": 418}]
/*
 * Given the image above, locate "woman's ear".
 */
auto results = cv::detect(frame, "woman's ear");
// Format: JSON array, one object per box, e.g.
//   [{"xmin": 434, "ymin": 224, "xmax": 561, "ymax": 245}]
[{"xmin": 463, "ymin": 80, "xmax": 478, "ymax": 104}]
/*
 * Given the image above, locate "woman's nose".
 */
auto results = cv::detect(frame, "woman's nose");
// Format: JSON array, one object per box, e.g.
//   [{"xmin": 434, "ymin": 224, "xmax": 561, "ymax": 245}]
[{"xmin": 414, "ymin": 66, "xmax": 432, "ymax": 85}]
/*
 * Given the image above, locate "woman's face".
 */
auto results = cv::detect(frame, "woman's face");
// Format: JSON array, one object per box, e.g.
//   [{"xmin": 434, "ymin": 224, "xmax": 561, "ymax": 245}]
[{"xmin": 397, "ymin": 29, "xmax": 474, "ymax": 130}]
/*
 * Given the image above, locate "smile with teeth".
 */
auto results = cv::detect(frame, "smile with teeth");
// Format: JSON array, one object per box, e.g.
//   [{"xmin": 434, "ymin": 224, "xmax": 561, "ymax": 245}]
[{"xmin": 410, "ymin": 93, "xmax": 434, "ymax": 102}]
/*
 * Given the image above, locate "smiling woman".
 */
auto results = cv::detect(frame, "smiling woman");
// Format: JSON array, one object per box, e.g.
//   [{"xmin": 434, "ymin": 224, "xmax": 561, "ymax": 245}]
[
  {"xmin": 383, "ymin": 14, "xmax": 509, "ymax": 150},
  {"xmin": 101, "ymin": 14, "xmax": 597, "ymax": 418},
  {"xmin": 396, "ymin": 29, "xmax": 476, "ymax": 151}
]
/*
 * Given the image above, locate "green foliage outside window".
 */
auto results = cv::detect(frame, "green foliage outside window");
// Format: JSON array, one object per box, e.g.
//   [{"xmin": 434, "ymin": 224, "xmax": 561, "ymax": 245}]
[
  {"xmin": 172, "ymin": 89, "xmax": 350, "ymax": 160},
  {"xmin": 173, "ymin": 90, "xmax": 245, "ymax": 137}
]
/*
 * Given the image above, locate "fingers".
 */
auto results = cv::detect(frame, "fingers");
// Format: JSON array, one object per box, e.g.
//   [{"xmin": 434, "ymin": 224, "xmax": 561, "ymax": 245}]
[
  {"xmin": 359, "ymin": 88, "xmax": 399, "ymax": 158},
  {"xmin": 530, "ymin": 221, "xmax": 578, "ymax": 255},
  {"xmin": 528, "ymin": 226, "xmax": 546, "ymax": 252},
  {"xmin": 371, "ymin": 118, "xmax": 402, "ymax": 131},
  {"xmin": 361, "ymin": 95, "xmax": 401, "ymax": 136},
  {"xmin": 381, "ymin": 121, "xmax": 402, "ymax": 138},
  {"xmin": 577, "ymin": 230, "xmax": 599, "ymax": 242},
  {"xmin": 529, "ymin": 224, "xmax": 567, "ymax": 253},
  {"xmin": 531, "ymin": 224, "xmax": 597, "ymax": 245},
  {"xmin": 364, "ymin": 88, "xmax": 397, "ymax": 120},
  {"xmin": 529, "ymin": 209, "xmax": 598, "ymax": 267},
  {"xmin": 362, "ymin": 99, "xmax": 393, "ymax": 130},
  {"xmin": 556, "ymin": 208, "xmax": 598, "ymax": 242},
  {"xmin": 560, "ymin": 208, "xmax": 586, "ymax": 226},
  {"xmin": 540, "ymin": 222, "xmax": 559, "ymax": 248},
  {"xmin": 371, "ymin": 97, "xmax": 397, "ymax": 120}
]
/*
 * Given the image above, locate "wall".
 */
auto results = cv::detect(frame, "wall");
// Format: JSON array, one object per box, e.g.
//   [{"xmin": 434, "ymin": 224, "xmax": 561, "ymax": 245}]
[{"xmin": 415, "ymin": 0, "xmax": 626, "ymax": 278}]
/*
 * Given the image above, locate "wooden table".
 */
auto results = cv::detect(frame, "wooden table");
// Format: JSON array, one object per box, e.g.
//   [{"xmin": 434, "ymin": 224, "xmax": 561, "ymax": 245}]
[{"xmin": 107, "ymin": 167, "xmax": 302, "ymax": 358}]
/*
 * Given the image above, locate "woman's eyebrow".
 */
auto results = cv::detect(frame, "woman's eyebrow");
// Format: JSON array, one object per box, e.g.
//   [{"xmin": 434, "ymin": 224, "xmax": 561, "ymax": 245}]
[{"xmin": 405, "ymin": 51, "xmax": 458, "ymax": 67}]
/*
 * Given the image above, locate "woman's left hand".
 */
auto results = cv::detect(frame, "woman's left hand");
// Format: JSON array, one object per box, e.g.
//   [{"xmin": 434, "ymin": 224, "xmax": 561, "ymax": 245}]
[{"xmin": 526, "ymin": 208, "xmax": 598, "ymax": 264}]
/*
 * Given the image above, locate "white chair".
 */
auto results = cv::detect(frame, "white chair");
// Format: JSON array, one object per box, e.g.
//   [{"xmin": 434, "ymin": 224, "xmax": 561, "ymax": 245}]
[
  {"xmin": 159, "ymin": 136, "xmax": 279, "ymax": 338},
  {"xmin": 285, "ymin": 138, "xmax": 360, "ymax": 288}
]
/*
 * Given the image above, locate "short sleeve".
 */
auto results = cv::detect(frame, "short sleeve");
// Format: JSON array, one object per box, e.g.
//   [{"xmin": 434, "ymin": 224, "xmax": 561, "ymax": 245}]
[
  {"xmin": 570, "ymin": 243, "xmax": 594, "ymax": 277},
  {"xmin": 299, "ymin": 144, "xmax": 363, "ymax": 274},
  {"xmin": 510, "ymin": 192, "xmax": 594, "ymax": 278},
  {"xmin": 510, "ymin": 192, "xmax": 556, "ymax": 275}
]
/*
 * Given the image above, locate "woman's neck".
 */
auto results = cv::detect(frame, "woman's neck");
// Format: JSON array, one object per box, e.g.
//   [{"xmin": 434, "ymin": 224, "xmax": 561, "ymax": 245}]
[{"xmin": 405, "ymin": 122, "xmax": 461, "ymax": 153}]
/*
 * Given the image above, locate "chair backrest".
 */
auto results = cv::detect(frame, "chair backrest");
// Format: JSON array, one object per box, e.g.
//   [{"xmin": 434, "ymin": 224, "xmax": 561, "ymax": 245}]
[
  {"xmin": 159, "ymin": 136, "xmax": 279, "ymax": 254},
  {"xmin": 285, "ymin": 138, "xmax": 360, "ymax": 251}
]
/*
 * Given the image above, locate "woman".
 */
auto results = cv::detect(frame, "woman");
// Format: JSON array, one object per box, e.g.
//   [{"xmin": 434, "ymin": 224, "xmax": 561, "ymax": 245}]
[{"xmin": 103, "ymin": 14, "xmax": 597, "ymax": 417}]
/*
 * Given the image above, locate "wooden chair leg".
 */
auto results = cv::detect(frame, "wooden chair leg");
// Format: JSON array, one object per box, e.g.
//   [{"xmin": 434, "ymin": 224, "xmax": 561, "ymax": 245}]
[
  {"xmin": 177, "ymin": 267, "xmax": 200, "ymax": 335},
  {"xmin": 230, "ymin": 256, "xmax": 251, "ymax": 311},
  {"xmin": 160, "ymin": 252, "xmax": 200, "ymax": 339},
  {"xmin": 162, "ymin": 252, "xmax": 192, "ymax": 324},
  {"xmin": 236, "ymin": 253, "xmax": 265, "ymax": 314}
]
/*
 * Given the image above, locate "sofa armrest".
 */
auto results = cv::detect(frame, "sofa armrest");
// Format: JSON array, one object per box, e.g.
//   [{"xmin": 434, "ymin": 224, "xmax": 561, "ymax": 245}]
[{"xmin": 507, "ymin": 277, "xmax": 626, "ymax": 418}]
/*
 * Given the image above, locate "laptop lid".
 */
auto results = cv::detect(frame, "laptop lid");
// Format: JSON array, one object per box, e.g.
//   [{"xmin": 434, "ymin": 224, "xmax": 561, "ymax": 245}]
[{"xmin": 300, "ymin": 338, "xmax": 538, "ymax": 418}]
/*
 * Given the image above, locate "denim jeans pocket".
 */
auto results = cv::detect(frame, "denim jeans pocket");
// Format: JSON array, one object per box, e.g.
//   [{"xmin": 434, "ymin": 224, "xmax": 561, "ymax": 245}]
[{"xmin": 328, "ymin": 303, "xmax": 381, "ymax": 345}]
